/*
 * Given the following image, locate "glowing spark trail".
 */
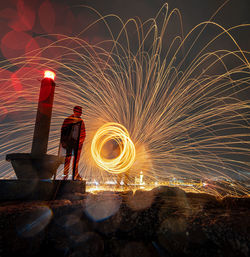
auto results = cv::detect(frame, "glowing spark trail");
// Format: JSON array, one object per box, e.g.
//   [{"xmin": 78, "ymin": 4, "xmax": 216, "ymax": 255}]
[
  {"xmin": 91, "ymin": 122, "xmax": 136, "ymax": 174},
  {"xmin": 0, "ymin": 3, "xmax": 249, "ymax": 196}
]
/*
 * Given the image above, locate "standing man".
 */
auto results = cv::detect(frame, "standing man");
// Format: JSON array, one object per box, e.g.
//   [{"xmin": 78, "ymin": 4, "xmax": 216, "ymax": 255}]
[{"xmin": 60, "ymin": 106, "xmax": 86, "ymax": 180}]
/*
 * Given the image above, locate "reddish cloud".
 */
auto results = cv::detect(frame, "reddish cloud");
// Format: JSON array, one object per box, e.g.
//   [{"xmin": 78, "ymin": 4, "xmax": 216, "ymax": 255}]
[
  {"xmin": 28, "ymin": 37, "xmax": 62, "ymax": 69},
  {"xmin": 25, "ymin": 37, "xmax": 41, "ymax": 63},
  {"xmin": 0, "ymin": 8, "xmax": 16, "ymax": 20},
  {"xmin": 39, "ymin": 0, "xmax": 55, "ymax": 34},
  {"xmin": 0, "ymin": 20, "xmax": 11, "ymax": 44},
  {"xmin": 0, "ymin": 31, "xmax": 62, "ymax": 69},
  {"xmin": 53, "ymin": 3, "xmax": 76, "ymax": 37},
  {"xmin": 0, "ymin": 106, "xmax": 8, "ymax": 122},
  {"xmin": 0, "ymin": 68, "xmax": 14, "ymax": 120},
  {"xmin": 1, "ymin": 30, "xmax": 33, "ymax": 61},
  {"xmin": 9, "ymin": 0, "xmax": 36, "ymax": 31},
  {"xmin": 11, "ymin": 66, "xmax": 43, "ymax": 103},
  {"xmin": 0, "ymin": 68, "xmax": 14, "ymax": 97}
]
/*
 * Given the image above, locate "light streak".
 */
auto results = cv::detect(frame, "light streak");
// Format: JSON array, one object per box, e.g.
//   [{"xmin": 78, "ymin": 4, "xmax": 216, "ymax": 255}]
[
  {"xmin": 0, "ymin": 3, "xmax": 249, "ymax": 196},
  {"xmin": 139, "ymin": 171, "xmax": 144, "ymax": 185},
  {"xmin": 91, "ymin": 122, "xmax": 136, "ymax": 174}
]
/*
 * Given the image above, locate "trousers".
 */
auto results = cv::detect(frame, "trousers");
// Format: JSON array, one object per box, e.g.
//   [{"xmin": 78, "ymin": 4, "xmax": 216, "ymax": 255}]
[{"xmin": 63, "ymin": 142, "xmax": 82, "ymax": 180}]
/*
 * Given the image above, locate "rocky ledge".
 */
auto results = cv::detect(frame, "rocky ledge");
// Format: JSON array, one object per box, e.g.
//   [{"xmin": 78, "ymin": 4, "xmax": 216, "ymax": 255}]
[{"xmin": 0, "ymin": 186, "xmax": 249, "ymax": 257}]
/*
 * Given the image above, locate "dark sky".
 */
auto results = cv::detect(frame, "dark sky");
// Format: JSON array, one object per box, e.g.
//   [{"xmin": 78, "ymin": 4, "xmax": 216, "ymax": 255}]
[
  {"xmin": 0, "ymin": 0, "xmax": 249, "ymax": 51},
  {"xmin": 0, "ymin": 0, "xmax": 249, "ymax": 180},
  {"xmin": 0, "ymin": 0, "xmax": 249, "ymax": 86},
  {"xmin": 74, "ymin": 0, "xmax": 250, "ymax": 46}
]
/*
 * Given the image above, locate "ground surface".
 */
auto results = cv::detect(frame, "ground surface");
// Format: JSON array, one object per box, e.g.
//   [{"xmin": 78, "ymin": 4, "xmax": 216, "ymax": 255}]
[{"xmin": 0, "ymin": 186, "xmax": 249, "ymax": 257}]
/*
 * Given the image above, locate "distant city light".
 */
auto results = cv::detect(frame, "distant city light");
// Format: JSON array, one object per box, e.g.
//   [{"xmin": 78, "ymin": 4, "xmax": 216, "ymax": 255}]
[
  {"xmin": 140, "ymin": 171, "xmax": 144, "ymax": 185},
  {"xmin": 44, "ymin": 70, "xmax": 55, "ymax": 80}
]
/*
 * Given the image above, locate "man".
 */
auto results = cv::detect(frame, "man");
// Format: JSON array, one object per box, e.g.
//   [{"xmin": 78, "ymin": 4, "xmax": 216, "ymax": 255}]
[{"xmin": 60, "ymin": 106, "xmax": 86, "ymax": 180}]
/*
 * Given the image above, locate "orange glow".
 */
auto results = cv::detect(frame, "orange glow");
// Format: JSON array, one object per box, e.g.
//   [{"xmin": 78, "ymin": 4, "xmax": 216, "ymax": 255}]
[
  {"xmin": 91, "ymin": 123, "xmax": 136, "ymax": 174},
  {"xmin": 44, "ymin": 70, "xmax": 55, "ymax": 80}
]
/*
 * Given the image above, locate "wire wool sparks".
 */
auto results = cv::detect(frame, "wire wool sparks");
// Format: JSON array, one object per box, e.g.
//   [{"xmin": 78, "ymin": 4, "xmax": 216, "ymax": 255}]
[
  {"xmin": 91, "ymin": 122, "xmax": 136, "ymax": 174},
  {"xmin": 0, "ymin": 3, "xmax": 249, "ymax": 196}
]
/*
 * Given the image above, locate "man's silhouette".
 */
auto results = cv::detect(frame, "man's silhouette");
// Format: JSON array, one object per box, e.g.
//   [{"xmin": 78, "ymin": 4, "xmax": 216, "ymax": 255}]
[{"xmin": 60, "ymin": 106, "xmax": 86, "ymax": 180}]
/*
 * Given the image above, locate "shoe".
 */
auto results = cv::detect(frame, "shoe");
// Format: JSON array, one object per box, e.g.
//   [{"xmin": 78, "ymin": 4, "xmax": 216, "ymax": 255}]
[
  {"xmin": 74, "ymin": 175, "xmax": 82, "ymax": 181},
  {"xmin": 63, "ymin": 175, "xmax": 68, "ymax": 180}
]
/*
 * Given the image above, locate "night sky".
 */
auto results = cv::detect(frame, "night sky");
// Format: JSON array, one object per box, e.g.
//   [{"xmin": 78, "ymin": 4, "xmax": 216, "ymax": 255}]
[
  {"xmin": 0, "ymin": 0, "xmax": 249, "ymax": 62},
  {"xmin": 0, "ymin": 0, "xmax": 249, "ymax": 180}
]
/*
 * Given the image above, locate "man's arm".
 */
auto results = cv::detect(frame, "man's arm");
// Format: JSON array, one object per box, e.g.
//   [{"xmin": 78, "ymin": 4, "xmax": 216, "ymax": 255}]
[{"xmin": 79, "ymin": 120, "xmax": 86, "ymax": 145}]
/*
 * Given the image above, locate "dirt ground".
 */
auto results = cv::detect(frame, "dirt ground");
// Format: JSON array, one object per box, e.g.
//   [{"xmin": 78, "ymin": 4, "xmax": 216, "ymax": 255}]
[{"xmin": 0, "ymin": 186, "xmax": 249, "ymax": 257}]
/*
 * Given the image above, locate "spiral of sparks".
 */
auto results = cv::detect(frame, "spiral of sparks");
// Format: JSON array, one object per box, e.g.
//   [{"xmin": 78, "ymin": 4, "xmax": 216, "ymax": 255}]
[
  {"xmin": 0, "ymin": 3, "xmax": 249, "ymax": 196},
  {"xmin": 91, "ymin": 123, "xmax": 136, "ymax": 174}
]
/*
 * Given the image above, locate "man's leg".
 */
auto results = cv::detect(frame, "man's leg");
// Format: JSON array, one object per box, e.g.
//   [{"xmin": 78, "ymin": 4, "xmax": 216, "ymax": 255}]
[
  {"xmin": 64, "ymin": 148, "xmax": 72, "ymax": 180},
  {"xmin": 116, "ymin": 173, "xmax": 122, "ymax": 189},
  {"xmin": 124, "ymin": 172, "xmax": 129, "ymax": 187},
  {"xmin": 73, "ymin": 145, "xmax": 82, "ymax": 180}
]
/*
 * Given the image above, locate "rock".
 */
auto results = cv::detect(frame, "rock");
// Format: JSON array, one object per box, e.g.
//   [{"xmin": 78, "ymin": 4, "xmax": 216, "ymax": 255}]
[{"xmin": 0, "ymin": 186, "xmax": 249, "ymax": 257}]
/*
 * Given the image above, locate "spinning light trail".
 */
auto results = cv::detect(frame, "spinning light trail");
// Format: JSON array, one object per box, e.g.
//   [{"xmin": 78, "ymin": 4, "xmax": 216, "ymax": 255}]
[
  {"xmin": 91, "ymin": 122, "xmax": 136, "ymax": 174},
  {"xmin": 0, "ymin": 3, "xmax": 249, "ymax": 196}
]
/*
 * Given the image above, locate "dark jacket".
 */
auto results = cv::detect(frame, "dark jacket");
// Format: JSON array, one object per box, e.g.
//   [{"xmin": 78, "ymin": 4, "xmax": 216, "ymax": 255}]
[{"xmin": 60, "ymin": 115, "xmax": 86, "ymax": 149}]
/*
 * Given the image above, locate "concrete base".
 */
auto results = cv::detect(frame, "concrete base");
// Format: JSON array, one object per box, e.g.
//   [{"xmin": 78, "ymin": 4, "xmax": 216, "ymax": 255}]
[
  {"xmin": 6, "ymin": 153, "xmax": 63, "ymax": 179},
  {"xmin": 0, "ymin": 179, "xmax": 86, "ymax": 201}
]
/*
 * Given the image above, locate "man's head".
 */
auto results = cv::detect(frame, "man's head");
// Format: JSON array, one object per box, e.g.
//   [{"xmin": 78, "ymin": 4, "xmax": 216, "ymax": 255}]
[{"xmin": 73, "ymin": 106, "xmax": 82, "ymax": 117}]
